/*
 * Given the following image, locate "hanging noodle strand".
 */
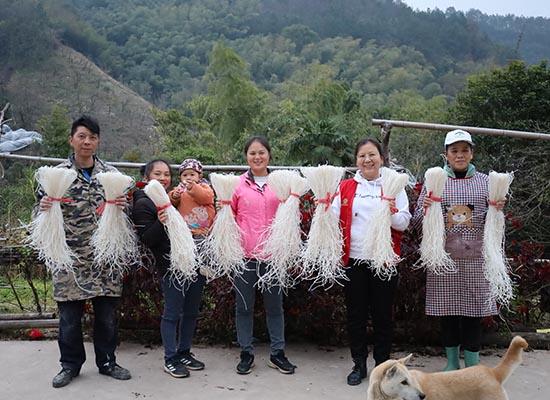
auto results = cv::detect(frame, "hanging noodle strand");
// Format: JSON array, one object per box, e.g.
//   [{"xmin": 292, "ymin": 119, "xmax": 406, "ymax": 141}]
[
  {"xmin": 418, "ymin": 167, "xmax": 455, "ymax": 274},
  {"xmin": 28, "ymin": 166, "xmax": 77, "ymax": 274},
  {"xmin": 300, "ymin": 165, "xmax": 346, "ymax": 289},
  {"xmin": 257, "ymin": 170, "xmax": 309, "ymax": 291},
  {"xmin": 483, "ymin": 171, "xmax": 514, "ymax": 307},
  {"xmin": 360, "ymin": 167, "xmax": 408, "ymax": 280},
  {"xmin": 201, "ymin": 173, "xmax": 244, "ymax": 280},
  {"xmin": 91, "ymin": 171, "xmax": 138, "ymax": 275},
  {"xmin": 144, "ymin": 179, "xmax": 197, "ymax": 283}
]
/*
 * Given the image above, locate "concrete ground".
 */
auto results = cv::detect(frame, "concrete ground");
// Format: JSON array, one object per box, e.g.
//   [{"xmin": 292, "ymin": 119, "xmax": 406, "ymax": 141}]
[{"xmin": 1, "ymin": 341, "xmax": 549, "ymax": 399}]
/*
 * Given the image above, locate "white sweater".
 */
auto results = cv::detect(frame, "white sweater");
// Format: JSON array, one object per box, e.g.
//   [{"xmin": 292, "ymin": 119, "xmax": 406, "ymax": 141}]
[{"xmin": 331, "ymin": 170, "xmax": 411, "ymax": 260}]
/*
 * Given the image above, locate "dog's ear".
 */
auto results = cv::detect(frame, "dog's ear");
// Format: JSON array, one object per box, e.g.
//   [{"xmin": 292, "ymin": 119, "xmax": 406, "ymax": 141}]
[
  {"xmin": 398, "ymin": 354, "xmax": 413, "ymax": 365},
  {"xmin": 385, "ymin": 364, "xmax": 398, "ymax": 379}
]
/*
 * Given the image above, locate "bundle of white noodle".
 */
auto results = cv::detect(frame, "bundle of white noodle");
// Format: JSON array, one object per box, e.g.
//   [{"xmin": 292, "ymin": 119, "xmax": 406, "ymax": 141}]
[
  {"xmin": 28, "ymin": 166, "xmax": 77, "ymax": 274},
  {"xmin": 300, "ymin": 165, "xmax": 345, "ymax": 288},
  {"xmin": 144, "ymin": 179, "xmax": 197, "ymax": 283},
  {"xmin": 361, "ymin": 167, "xmax": 408, "ymax": 280},
  {"xmin": 202, "ymin": 173, "xmax": 244, "ymax": 280},
  {"xmin": 91, "ymin": 172, "xmax": 138, "ymax": 274},
  {"xmin": 418, "ymin": 167, "xmax": 455, "ymax": 274},
  {"xmin": 483, "ymin": 171, "xmax": 514, "ymax": 306},
  {"xmin": 257, "ymin": 170, "xmax": 309, "ymax": 291}
]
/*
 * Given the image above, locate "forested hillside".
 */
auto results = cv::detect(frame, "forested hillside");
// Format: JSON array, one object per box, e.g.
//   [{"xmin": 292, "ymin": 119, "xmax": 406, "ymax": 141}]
[
  {"xmin": 470, "ymin": 10, "xmax": 550, "ymax": 65},
  {"xmin": 57, "ymin": 0, "xmax": 516, "ymax": 107},
  {"xmin": 3, "ymin": 0, "xmax": 549, "ymax": 118},
  {"xmin": 2, "ymin": 0, "xmax": 549, "ymax": 173},
  {"xmin": 0, "ymin": 0, "xmax": 157, "ymax": 158}
]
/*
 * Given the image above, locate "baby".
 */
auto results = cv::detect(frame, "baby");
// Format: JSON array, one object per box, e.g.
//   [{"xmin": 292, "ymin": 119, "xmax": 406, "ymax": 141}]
[{"xmin": 169, "ymin": 158, "xmax": 215, "ymax": 237}]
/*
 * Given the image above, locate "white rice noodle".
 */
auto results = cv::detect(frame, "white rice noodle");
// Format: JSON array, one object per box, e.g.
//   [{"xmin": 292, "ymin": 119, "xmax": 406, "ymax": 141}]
[
  {"xmin": 483, "ymin": 171, "xmax": 514, "ymax": 307},
  {"xmin": 91, "ymin": 172, "xmax": 138, "ymax": 275},
  {"xmin": 257, "ymin": 170, "xmax": 309, "ymax": 291},
  {"xmin": 300, "ymin": 165, "xmax": 345, "ymax": 289},
  {"xmin": 28, "ymin": 166, "xmax": 77, "ymax": 274},
  {"xmin": 144, "ymin": 179, "xmax": 197, "ymax": 283},
  {"xmin": 419, "ymin": 167, "xmax": 455, "ymax": 274},
  {"xmin": 202, "ymin": 173, "xmax": 244, "ymax": 280},
  {"xmin": 360, "ymin": 167, "xmax": 408, "ymax": 280}
]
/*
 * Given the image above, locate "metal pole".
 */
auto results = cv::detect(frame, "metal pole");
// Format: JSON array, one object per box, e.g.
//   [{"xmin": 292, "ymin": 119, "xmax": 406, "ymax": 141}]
[
  {"xmin": 0, "ymin": 153, "xmax": 315, "ymax": 171},
  {"xmin": 0, "ymin": 319, "xmax": 59, "ymax": 329},
  {"xmin": 0, "ymin": 312, "xmax": 56, "ymax": 320},
  {"xmin": 372, "ymin": 119, "xmax": 550, "ymax": 141}
]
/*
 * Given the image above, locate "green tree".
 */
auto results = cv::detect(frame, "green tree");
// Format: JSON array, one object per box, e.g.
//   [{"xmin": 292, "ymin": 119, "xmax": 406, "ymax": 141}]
[
  {"xmin": 152, "ymin": 106, "xmax": 220, "ymax": 165},
  {"xmin": 452, "ymin": 61, "xmax": 550, "ymax": 132},
  {"xmin": 281, "ymin": 24, "xmax": 319, "ymax": 52},
  {"xmin": 204, "ymin": 42, "xmax": 265, "ymax": 143},
  {"xmin": 36, "ymin": 105, "xmax": 71, "ymax": 157},
  {"xmin": 368, "ymin": 90, "xmax": 450, "ymax": 174},
  {"xmin": 264, "ymin": 79, "xmax": 369, "ymax": 166},
  {"xmin": 450, "ymin": 61, "xmax": 550, "ymax": 246}
]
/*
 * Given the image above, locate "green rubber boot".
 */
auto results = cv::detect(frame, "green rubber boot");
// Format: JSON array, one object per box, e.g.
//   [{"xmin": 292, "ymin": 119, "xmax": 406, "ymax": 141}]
[
  {"xmin": 443, "ymin": 346, "xmax": 460, "ymax": 371},
  {"xmin": 464, "ymin": 350, "xmax": 480, "ymax": 368}
]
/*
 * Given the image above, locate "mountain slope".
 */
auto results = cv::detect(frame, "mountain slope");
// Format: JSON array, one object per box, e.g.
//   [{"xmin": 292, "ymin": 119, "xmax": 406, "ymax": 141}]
[{"xmin": 1, "ymin": 44, "xmax": 157, "ymax": 159}]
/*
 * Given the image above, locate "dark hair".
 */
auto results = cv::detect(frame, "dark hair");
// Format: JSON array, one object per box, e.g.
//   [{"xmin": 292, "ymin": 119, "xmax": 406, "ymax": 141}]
[
  {"xmin": 142, "ymin": 159, "xmax": 172, "ymax": 180},
  {"xmin": 243, "ymin": 135, "xmax": 271, "ymax": 157},
  {"xmin": 354, "ymin": 137, "xmax": 384, "ymax": 160},
  {"xmin": 71, "ymin": 115, "xmax": 100, "ymax": 137}
]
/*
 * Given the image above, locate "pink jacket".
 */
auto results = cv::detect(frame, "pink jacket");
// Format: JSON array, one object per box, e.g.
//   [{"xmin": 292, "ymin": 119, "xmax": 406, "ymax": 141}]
[{"xmin": 231, "ymin": 172, "xmax": 280, "ymax": 259}]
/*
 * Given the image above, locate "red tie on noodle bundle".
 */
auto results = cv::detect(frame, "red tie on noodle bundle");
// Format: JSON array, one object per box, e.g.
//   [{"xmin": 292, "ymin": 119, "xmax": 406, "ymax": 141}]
[
  {"xmin": 316, "ymin": 191, "xmax": 339, "ymax": 211},
  {"xmin": 156, "ymin": 202, "xmax": 172, "ymax": 212},
  {"xmin": 423, "ymin": 191, "xmax": 442, "ymax": 215},
  {"xmin": 380, "ymin": 188, "xmax": 398, "ymax": 215}
]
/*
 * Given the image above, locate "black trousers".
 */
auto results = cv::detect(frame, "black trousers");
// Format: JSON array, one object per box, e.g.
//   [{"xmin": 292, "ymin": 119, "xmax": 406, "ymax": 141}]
[
  {"xmin": 57, "ymin": 296, "xmax": 120, "ymax": 373},
  {"xmin": 342, "ymin": 259, "xmax": 398, "ymax": 365},
  {"xmin": 441, "ymin": 315, "xmax": 482, "ymax": 352}
]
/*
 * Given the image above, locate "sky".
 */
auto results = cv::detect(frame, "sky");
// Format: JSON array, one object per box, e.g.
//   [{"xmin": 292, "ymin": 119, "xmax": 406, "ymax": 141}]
[{"xmin": 402, "ymin": 1, "xmax": 550, "ymax": 18}]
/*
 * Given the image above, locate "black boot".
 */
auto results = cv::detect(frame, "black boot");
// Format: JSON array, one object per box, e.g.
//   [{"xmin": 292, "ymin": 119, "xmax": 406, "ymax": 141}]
[{"xmin": 347, "ymin": 358, "xmax": 367, "ymax": 386}]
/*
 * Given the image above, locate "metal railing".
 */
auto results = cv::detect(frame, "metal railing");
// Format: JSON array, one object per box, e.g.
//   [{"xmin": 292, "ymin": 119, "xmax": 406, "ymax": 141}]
[
  {"xmin": 2, "ymin": 119, "xmax": 549, "ymax": 170},
  {"xmin": 372, "ymin": 119, "xmax": 550, "ymax": 141},
  {"xmin": 0, "ymin": 152, "xmax": 327, "ymax": 171}
]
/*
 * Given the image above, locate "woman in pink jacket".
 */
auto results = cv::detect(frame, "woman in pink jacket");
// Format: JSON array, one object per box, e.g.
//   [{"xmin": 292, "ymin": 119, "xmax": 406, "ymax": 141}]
[{"xmin": 231, "ymin": 136, "xmax": 296, "ymax": 376}]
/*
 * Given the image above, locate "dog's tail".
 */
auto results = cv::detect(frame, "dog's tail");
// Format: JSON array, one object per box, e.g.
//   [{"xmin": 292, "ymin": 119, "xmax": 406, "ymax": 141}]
[{"xmin": 493, "ymin": 335, "xmax": 528, "ymax": 384}]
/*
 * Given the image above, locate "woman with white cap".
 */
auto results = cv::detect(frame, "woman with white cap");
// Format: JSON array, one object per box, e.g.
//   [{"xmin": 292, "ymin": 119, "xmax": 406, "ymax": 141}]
[{"xmin": 412, "ymin": 130, "xmax": 505, "ymax": 371}]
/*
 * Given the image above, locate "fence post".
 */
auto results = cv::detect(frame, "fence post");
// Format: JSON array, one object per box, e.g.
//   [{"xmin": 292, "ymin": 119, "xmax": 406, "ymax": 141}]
[{"xmin": 380, "ymin": 121, "xmax": 392, "ymax": 167}]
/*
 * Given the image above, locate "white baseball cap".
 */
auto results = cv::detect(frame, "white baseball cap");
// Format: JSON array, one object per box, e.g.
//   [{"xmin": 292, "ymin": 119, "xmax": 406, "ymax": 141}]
[{"xmin": 444, "ymin": 129, "xmax": 474, "ymax": 147}]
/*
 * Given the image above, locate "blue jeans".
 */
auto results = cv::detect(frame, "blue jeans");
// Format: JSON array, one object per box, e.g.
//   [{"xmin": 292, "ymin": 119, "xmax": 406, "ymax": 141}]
[
  {"xmin": 160, "ymin": 274, "xmax": 206, "ymax": 361},
  {"xmin": 57, "ymin": 296, "xmax": 120, "ymax": 373},
  {"xmin": 234, "ymin": 259, "xmax": 285, "ymax": 355}
]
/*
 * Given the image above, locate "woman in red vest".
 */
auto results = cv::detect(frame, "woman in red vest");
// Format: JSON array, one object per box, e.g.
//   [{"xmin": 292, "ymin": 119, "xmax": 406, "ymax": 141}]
[{"xmin": 332, "ymin": 138, "xmax": 411, "ymax": 386}]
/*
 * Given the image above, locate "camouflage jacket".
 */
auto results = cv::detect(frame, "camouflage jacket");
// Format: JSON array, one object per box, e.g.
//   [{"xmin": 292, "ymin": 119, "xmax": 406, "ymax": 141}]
[{"xmin": 36, "ymin": 155, "xmax": 122, "ymax": 301}]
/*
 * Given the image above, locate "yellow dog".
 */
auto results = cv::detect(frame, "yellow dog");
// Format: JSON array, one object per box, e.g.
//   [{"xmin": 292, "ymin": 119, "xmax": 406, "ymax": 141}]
[{"xmin": 367, "ymin": 336, "xmax": 528, "ymax": 400}]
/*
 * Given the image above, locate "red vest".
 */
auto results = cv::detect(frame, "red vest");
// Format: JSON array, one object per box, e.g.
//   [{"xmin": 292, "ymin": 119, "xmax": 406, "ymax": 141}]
[{"xmin": 339, "ymin": 178, "xmax": 403, "ymax": 266}]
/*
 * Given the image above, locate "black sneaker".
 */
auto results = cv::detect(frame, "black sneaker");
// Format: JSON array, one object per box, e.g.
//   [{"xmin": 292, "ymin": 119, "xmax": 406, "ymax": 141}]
[
  {"xmin": 268, "ymin": 350, "xmax": 296, "ymax": 374},
  {"xmin": 236, "ymin": 351, "xmax": 254, "ymax": 375},
  {"xmin": 52, "ymin": 368, "xmax": 78, "ymax": 388},
  {"xmin": 98, "ymin": 363, "xmax": 132, "ymax": 380},
  {"xmin": 164, "ymin": 358, "xmax": 190, "ymax": 378},
  {"xmin": 178, "ymin": 351, "xmax": 205, "ymax": 371},
  {"xmin": 347, "ymin": 359, "xmax": 367, "ymax": 386}
]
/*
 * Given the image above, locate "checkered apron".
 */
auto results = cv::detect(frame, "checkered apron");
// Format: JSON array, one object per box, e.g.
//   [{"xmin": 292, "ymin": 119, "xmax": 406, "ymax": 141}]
[{"xmin": 425, "ymin": 172, "xmax": 498, "ymax": 317}]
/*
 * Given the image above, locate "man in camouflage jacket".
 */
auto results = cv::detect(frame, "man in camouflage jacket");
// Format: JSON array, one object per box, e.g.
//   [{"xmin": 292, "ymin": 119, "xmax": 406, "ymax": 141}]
[{"xmin": 37, "ymin": 116, "xmax": 131, "ymax": 388}]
